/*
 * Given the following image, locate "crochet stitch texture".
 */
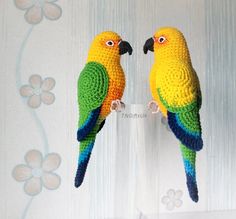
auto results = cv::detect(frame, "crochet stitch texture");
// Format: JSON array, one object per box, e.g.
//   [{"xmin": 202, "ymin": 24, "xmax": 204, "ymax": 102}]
[
  {"xmin": 147, "ymin": 27, "xmax": 203, "ymax": 202},
  {"xmin": 75, "ymin": 32, "xmax": 127, "ymax": 188}
]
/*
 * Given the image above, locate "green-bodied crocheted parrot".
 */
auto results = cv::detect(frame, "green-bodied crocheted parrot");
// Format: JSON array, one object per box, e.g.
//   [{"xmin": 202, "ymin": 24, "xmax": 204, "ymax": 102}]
[
  {"xmin": 75, "ymin": 31, "xmax": 132, "ymax": 188},
  {"xmin": 144, "ymin": 27, "xmax": 203, "ymax": 202}
]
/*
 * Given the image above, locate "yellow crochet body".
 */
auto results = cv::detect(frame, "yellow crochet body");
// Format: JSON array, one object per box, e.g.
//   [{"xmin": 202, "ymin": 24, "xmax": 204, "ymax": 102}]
[
  {"xmin": 146, "ymin": 27, "xmax": 203, "ymax": 203},
  {"xmin": 149, "ymin": 27, "xmax": 200, "ymax": 116},
  {"xmin": 150, "ymin": 60, "xmax": 199, "ymax": 117},
  {"xmin": 150, "ymin": 62, "xmax": 167, "ymax": 117},
  {"xmin": 87, "ymin": 31, "xmax": 125, "ymax": 118}
]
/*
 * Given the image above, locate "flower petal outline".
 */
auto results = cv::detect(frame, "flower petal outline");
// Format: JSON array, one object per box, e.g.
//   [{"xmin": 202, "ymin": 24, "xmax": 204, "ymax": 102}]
[
  {"xmin": 15, "ymin": 0, "xmax": 34, "ymax": 10},
  {"xmin": 167, "ymin": 189, "xmax": 175, "ymax": 199},
  {"xmin": 41, "ymin": 77, "xmax": 56, "ymax": 91},
  {"xmin": 41, "ymin": 91, "xmax": 55, "ymax": 105},
  {"xmin": 43, "ymin": 2, "xmax": 62, "ymax": 21},
  {"xmin": 28, "ymin": 94, "xmax": 41, "ymax": 108},
  {"xmin": 161, "ymin": 196, "xmax": 170, "ymax": 205},
  {"xmin": 174, "ymin": 199, "xmax": 183, "ymax": 208},
  {"xmin": 24, "ymin": 177, "xmax": 42, "ymax": 196},
  {"xmin": 12, "ymin": 164, "xmax": 32, "ymax": 182},
  {"xmin": 20, "ymin": 85, "xmax": 34, "ymax": 97},
  {"xmin": 29, "ymin": 74, "xmax": 42, "ymax": 88},
  {"xmin": 25, "ymin": 150, "xmax": 43, "ymax": 168},
  {"xmin": 25, "ymin": 6, "xmax": 43, "ymax": 25},
  {"xmin": 42, "ymin": 153, "xmax": 61, "ymax": 172},
  {"xmin": 42, "ymin": 172, "xmax": 61, "ymax": 190}
]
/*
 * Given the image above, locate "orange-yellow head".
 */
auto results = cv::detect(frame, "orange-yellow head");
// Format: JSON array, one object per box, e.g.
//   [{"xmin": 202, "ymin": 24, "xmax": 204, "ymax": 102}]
[
  {"xmin": 143, "ymin": 27, "xmax": 191, "ymax": 63},
  {"xmin": 87, "ymin": 31, "xmax": 132, "ymax": 66}
]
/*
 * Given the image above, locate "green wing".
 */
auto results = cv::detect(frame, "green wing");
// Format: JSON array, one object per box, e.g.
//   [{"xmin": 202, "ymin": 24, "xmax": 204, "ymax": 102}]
[{"xmin": 77, "ymin": 62, "xmax": 109, "ymax": 141}]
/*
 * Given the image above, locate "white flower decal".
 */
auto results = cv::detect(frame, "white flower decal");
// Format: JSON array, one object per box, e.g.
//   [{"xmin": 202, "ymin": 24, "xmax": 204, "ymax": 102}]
[
  {"xmin": 161, "ymin": 189, "xmax": 183, "ymax": 211},
  {"xmin": 12, "ymin": 150, "xmax": 61, "ymax": 196},
  {"xmin": 14, "ymin": 0, "xmax": 62, "ymax": 25},
  {"xmin": 20, "ymin": 74, "xmax": 56, "ymax": 108}
]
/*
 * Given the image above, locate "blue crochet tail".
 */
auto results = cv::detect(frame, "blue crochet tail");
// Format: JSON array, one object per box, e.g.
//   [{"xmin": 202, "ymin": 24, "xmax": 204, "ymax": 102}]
[
  {"xmin": 180, "ymin": 143, "xmax": 199, "ymax": 202},
  {"xmin": 75, "ymin": 140, "xmax": 95, "ymax": 188}
]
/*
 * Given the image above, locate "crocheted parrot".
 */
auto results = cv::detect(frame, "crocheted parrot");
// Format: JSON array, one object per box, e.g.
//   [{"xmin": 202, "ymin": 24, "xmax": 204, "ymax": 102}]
[
  {"xmin": 75, "ymin": 31, "xmax": 133, "ymax": 188},
  {"xmin": 144, "ymin": 27, "xmax": 203, "ymax": 202}
]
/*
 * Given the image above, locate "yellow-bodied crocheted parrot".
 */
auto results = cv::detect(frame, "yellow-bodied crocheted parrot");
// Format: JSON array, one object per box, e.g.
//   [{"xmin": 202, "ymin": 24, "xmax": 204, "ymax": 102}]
[
  {"xmin": 144, "ymin": 27, "xmax": 203, "ymax": 202},
  {"xmin": 75, "ymin": 31, "xmax": 132, "ymax": 188}
]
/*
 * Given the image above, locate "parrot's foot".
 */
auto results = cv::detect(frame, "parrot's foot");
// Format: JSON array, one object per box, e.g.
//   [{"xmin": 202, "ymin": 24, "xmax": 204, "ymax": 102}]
[
  {"xmin": 148, "ymin": 100, "xmax": 159, "ymax": 114},
  {"xmin": 110, "ymin": 99, "xmax": 125, "ymax": 112}
]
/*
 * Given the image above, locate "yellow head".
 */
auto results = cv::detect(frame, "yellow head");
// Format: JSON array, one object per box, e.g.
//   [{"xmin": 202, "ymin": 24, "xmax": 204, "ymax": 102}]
[
  {"xmin": 144, "ymin": 27, "xmax": 191, "ymax": 63},
  {"xmin": 87, "ymin": 31, "xmax": 132, "ymax": 66}
]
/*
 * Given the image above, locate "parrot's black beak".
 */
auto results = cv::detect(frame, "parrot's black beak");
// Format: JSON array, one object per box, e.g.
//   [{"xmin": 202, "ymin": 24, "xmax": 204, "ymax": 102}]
[
  {"xmin": 119, "ymin": 41, "xmax": 133, "ymax": 55},
  {"xmin": 143, "ymin": 37, "xmax": 154, "ymax": 54}
]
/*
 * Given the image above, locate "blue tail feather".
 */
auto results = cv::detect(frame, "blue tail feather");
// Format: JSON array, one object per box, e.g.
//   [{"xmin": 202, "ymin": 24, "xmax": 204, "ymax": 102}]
[
  {"xmin": 75, "ymin": 141, "xmax": 95, "ymax": 188},
  {"xmin": 186, "ymin": 174, "xmax": 199, "ymax": 202},
  {"xmin": 181, "ymin": 144, "xmax": 199, "ymax": 202}
]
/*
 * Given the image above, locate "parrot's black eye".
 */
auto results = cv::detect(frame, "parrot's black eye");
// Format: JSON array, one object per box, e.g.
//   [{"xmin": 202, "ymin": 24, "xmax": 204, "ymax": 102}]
[
  {"xmin": 158, "ymin": 36, "xmax": 166, "ymax": 44},
  {"xmin": 106, "ymin": 40, "xmax": 115, "ymax": 47}
]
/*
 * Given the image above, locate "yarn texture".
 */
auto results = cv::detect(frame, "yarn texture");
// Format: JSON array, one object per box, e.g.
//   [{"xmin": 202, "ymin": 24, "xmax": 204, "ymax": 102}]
[
  {"xmin": 75, "ymin": 31, "xmax": 130, "ymax": 188},
  {"xmin": 146, "ymin": 27, "xmax": 203, "ymax": 202},
  {"xmin": 87, "ymin": 32, "xmax": 126, "ymax": 118}
]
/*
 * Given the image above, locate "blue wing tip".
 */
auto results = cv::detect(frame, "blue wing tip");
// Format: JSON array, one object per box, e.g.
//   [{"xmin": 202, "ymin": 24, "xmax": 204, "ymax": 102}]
[
  {"xmin": 77, "ymin": 107, "xmax": 101, "ymax": 142},
  {"xmin": 77, "ymin": 129, "xmax": 86, "ymax": 142},
  {"xmin": 167, "ymin": 111, "xmax": 203, "ymax": 151}
]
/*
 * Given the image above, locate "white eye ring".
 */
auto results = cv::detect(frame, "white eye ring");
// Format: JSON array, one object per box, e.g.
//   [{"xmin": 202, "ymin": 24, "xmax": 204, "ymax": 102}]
[
  {"xmin": 158, "ymin": 36, "xmax": 166, "ymax": 44},
  {"xmin": 106, "ymin": 40, "xmax": 115, "ymax": 47}
]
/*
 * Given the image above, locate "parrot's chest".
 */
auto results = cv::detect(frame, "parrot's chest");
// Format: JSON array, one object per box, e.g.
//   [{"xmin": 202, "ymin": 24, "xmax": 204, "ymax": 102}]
[
  {"xmin": 107, "ymin": 65, "xmax": 125, "ymax": 98},
  {"xmin": 101, "ymin": 65, "xmax": 125, "ymax": 117},
  {"xmin": 149, "ymin": 65, "xmax": 168, "ymax": 117}
]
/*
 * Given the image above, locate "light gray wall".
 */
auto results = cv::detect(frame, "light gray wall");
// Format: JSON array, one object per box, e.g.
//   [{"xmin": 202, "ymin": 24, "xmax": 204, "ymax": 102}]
[
  {"xmin": 205, "ymin": 0, "xmax": 236, "ymax": 210},
  {"xmin": 0, "ymin": 0, "xmax": 236, "ymax": 218}
]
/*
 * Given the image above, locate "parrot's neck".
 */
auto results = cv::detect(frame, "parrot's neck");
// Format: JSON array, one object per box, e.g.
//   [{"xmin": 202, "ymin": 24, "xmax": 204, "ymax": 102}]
[
  {"xmin": 87, "ymin": 55, "xmax": 121, "ymax": 67},
  {"xmin": 154, "ymin": 45, "xmax": 191, "ymax": 64},
  {"xmin": 154, "ymin": 54, "xmax": 191, "ymax": 65}
]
